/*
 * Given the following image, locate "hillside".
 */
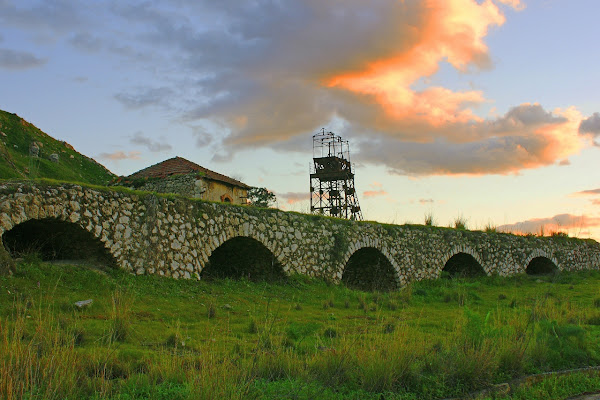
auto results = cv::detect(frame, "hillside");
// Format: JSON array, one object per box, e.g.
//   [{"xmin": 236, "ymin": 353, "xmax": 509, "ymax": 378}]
[{"xmin": 0, "ymin": 109, "xmax": 115, "ymax": 184}]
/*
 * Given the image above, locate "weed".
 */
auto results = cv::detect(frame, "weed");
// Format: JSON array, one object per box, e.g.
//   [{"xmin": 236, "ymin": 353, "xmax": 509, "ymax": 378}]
[
  {"xmin": 323, "ymin": 327, "xmax": 338, "ymax": 338},
  {"xmin": 206, "ymin": 300, "xmax": 217, "ymax": 319},
  {"xmin": 383, "ymin": 323, "xmax": 395, "ymax": 334},
  {"xmin": 454, "ymin": 215, "xmax": 468, "ymax": 230},
  {"xmin": 424, "ymin": 212, "xmax": 435, "ymax": 226},
  {"xmin": 248, "ymin": 318, "xmax": 259, "ymax": 334},
  {"xmin": 109, "ymin": 289, "xmax": 132, "ymax": 342},
  {"xmin": 387, "ymin": 300, "xmax": 398, "ymax": 311},
  {"xmin": 484, "ymin": 223, "xmax": 497, "ymax": 233}
]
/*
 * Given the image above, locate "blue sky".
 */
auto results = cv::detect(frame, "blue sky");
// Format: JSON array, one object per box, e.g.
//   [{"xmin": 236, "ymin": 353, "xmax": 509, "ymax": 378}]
[{"xmin": 2, "ymin": 0, "xmax": 600, "ymax": 238}]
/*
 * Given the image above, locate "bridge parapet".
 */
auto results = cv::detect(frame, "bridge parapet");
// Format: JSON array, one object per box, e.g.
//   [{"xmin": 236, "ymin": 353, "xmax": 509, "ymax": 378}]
[{"xmin": 1, "ymin": 182, "xmax": 599, "ymax": 284}]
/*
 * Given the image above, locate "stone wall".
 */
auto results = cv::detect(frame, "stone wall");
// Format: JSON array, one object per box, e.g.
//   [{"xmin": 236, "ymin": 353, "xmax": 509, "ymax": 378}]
[
  {"xmin": 127, "ymin": 173, "xmax": 247, "ymax": 204},
  {"xmin": 1, "ymin": 182, "xmax": 600, "ymax": 284}
]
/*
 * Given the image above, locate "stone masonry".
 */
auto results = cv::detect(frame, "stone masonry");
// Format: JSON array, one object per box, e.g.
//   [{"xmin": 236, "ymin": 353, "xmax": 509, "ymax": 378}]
[{"xmin": 1, "ymin": 182, "xmax": 600, "ymax": 284}]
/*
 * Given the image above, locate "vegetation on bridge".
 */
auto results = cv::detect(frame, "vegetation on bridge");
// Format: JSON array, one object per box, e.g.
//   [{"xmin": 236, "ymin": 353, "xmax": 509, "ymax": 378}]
[{"xmin": 1, "ymin": 259, "xmax": 599, "ymax": 399}]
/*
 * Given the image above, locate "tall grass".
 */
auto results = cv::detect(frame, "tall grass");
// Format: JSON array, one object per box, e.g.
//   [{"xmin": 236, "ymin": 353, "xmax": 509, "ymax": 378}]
[{"xmin": 2, "ymin": 263, "xmax": 600, "ymax": 399}]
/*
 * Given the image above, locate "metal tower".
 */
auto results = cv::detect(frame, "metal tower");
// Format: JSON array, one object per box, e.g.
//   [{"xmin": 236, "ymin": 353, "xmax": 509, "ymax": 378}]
[{"xmin": 310, "ymin": 129, "xmax": 363, "ymax": 220}]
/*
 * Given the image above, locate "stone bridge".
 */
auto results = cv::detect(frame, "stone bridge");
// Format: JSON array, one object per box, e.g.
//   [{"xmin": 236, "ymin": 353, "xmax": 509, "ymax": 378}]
[{"xmin": 1, "ymin": 182, "xmax": 599, "ymax": 289}]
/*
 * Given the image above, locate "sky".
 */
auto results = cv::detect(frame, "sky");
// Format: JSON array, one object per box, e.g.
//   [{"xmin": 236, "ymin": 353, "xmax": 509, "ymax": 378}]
[{"xmin": 1, "ymin": 0, "xmax": 600, "ymax": 239}]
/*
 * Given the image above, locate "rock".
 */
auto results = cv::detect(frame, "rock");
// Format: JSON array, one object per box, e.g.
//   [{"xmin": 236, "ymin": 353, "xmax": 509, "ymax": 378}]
[
  {"xmin": 49, "ymin": 153, "xmax": 59, "ymax": 163},
  {"xmin": 222, "ymin": 304, "xmax": 233, "ymax": 310},
  {"xmin": 29, "ymin": 142, "xmax": 39, "ymax": 157},
  {"xmin": 74, "ymin": 299, "xmax": 93, "ymax": 309}
]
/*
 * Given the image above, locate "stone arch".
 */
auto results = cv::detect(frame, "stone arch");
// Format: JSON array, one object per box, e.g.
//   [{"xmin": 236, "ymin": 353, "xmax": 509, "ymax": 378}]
[
  {"xmin": 340, "ymin": 240, "xmax": 402, "ymax": 291},
  {"xmin": 524, "ymin": 249, "xmax": 559, "ymax": 275},
  {"xmin": 200, "ymin": 230, "xmax": 289, "ymax": 280},
  {"xmin": 2, "ymin": 217, "xmax": 117, "ymax": 267},
  {"xmin": 440, "ymin": 246, "xmax": 487, "ymax": 278},
  {"xmin": 522, "ymin": 249, "xmax": 560, "ymax": 273}
]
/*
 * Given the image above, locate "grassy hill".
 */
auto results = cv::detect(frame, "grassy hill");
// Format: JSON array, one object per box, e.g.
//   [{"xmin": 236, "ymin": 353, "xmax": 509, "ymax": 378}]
[
  {"xmin": 1, "ymin": 259, "xmax": 599, "ymax": 399},
  {"xmin": 0, "ymin": 109, "xmax": 115, "ymax": 184}
]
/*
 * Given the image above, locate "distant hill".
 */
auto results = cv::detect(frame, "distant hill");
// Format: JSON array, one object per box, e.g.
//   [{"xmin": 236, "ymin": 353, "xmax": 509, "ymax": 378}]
[{"xmin": 0, "ymin": 109, "xmax": 115, "ymax": 185}]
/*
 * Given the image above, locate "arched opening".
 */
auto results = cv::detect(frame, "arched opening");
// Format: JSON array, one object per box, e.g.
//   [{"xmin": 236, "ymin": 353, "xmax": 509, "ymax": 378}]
[
  {"xmin": 526, "ymin": 256, "xmax": 558, "ymax": 275},
  {"xmin": 2, "ymin": 218, "xmax": 116, "ymax": 267},
  {"xmin": 201, "ymin": 237, "xmax": 285, "ymax": 281},
  {"xmin": 220, "ymin": 194, "xmax": 233, "ymax": 203},
  {"xmin": 442, "ymin": 252, "xmax": 485, "ymax": 278},
  {"xmin": 342, "ymin": 247, "xmax": 398, "ymax": 292}
]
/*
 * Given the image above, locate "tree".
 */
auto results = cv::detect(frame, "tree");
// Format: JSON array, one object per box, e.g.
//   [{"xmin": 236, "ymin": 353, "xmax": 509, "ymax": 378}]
[{"xmin": 247, "ymin": 187, "xmax": 276, "ymax": 208}]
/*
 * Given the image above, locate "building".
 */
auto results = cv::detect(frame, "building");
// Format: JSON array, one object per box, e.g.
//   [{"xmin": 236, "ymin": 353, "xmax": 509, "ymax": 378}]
[{"xmin": 121, "ymin": 156, "xmax": 249, "ymax": 204}]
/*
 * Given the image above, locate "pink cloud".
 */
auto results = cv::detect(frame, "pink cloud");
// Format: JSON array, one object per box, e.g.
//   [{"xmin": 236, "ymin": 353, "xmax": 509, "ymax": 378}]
[
  {"xmin": 98, "ymin": 151, "xmax": 141, "ymax": 160},
  {"xmin": 498, "ymin": 213, "xmax": 600, "ymax": 235},
  {"xmin": 363, "ymin": 190, "xmax": 388, "ymax": 198},
  {"xmin": 278, "ymin": 191, "xmax": 307, "ymax": 205}
]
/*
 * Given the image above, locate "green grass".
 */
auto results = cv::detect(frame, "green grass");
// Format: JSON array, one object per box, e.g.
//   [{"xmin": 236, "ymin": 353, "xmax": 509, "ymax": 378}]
[
  {"xmin": 1, "ymin": 261, "xmax": 600, "ymax": 399},
  {"xmin": 0, "ymin": 109, "xmax": 115, "ymax": 184}
]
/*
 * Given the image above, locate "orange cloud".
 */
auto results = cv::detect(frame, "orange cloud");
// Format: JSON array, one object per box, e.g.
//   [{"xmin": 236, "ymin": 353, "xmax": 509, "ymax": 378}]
[{"xmin": 326, "ymin": 0, "xmax": 509, "ymax": 136}]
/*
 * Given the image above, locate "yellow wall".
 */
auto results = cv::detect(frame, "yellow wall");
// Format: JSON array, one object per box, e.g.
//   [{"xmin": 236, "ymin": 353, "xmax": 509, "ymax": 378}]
[{"xmin": 201, "ymin": 179, "xmax": 247, "ymax": 204}]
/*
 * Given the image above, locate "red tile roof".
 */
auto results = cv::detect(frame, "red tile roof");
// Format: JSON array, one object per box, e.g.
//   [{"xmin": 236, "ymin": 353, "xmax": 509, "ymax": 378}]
[{"xmin": 127, "ymin": 157, "xmax": 250, "ymax": 188}]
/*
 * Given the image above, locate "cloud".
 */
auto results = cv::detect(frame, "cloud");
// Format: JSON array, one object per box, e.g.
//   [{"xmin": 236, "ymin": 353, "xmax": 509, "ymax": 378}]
[
  {"xmin": 7, "ymin": 0, "xmax": 585, "ymax": 176},
  {"xmin": 356, "ymin": 105, "xmax": 583, "ymax": 175},
  {"xmin": 496, "ymin": 0, "xmax": 525, "ymax": 10},
  {"xmin": 419, "ymin": 198, "xmax": 434, "ymax": 204},
  {"xmin": 0, "ymin": 48, "xmax": 46, "ymax": 70},
  {"xmin": 497, "ymin": 213, "xmax": 600, "ymax": 234},
  {"xmin": 579, "ymin": 113, "xmax": 600, "ymax": 145},
  {"xmin": 574, "ymin": 188, "xmax": 600, "ymax": 196},
  {"xmin": 130, "ymin": 132, "xmax": 172, "ymax": 152},
  {"xmin": 69, "ymin": 32, "xmax": 103, "ymax": 52},
  {"xmin": 278, "ymin": 191, "xmax": 307, "ymax": 205},
  {"xmin": 363, "ymin": 190, "xmax": 388, "ymax": 198},
  {"xmin": 114, "ymin": 87, "xmax": 173, "ymax": 110},
  {"xmin": 98, "ymin": 151, "xmax": 141, "ymax": 160}
]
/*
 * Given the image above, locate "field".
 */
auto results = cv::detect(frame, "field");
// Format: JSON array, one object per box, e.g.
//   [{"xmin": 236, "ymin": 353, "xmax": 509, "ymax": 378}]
[{"xmin": 1, "ymin": 259, "xmax": 600, "ymax": 399}]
